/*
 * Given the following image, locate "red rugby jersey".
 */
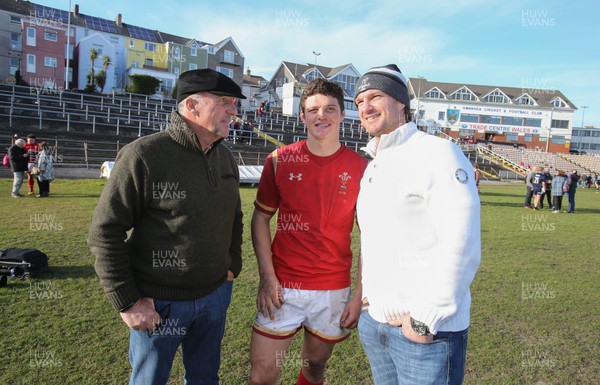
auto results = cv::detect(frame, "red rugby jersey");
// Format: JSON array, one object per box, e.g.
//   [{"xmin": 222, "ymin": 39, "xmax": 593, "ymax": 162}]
[{"xmin": 254, "ymin": 140, "xmax": 367, "ymax": 290}]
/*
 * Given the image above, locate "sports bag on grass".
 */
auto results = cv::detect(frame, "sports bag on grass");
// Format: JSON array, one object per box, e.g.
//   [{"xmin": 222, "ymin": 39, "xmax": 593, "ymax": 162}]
[{"xmin": 0, "ymin": 248, "xmax": 49, "ymax": 279}]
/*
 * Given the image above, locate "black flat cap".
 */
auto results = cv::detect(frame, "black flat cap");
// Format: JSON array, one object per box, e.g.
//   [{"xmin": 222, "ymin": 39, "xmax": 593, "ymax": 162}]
[{"xmin": 176, "ymin": 68, "xmax": 246, "ymax": 104}]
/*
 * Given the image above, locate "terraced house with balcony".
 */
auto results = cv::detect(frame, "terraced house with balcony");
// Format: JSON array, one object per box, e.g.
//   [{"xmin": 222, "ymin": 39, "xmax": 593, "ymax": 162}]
[
  {"xmin": 266, "ymin": 61, "xmax": 361, "ymax": 118},
  {"xmin": 0, "ymin": 1, "xmax": 245, "ymax": 97},
  {"xmin": 159, "ymin": 32, "xmax": 208, "ymax": 80}
]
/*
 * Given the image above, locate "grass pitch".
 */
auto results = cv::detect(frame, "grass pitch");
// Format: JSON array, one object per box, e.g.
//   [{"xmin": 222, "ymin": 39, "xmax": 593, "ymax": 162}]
[{"xmin": 0, "ymin": 179, "xmax": 598, "ymax": 384}]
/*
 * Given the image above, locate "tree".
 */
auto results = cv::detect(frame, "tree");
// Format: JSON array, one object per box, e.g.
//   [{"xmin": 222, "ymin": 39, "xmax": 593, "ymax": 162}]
[
  {"xmin": 126, "ymin": 74, "xmax": 160, "ymax": 95},
  {"xmin": 95, "ymin": 55, "xmax": 111, "ymax": 93},
  {"xmin": 84, "ymin": 48, "xmax": 99, "ymax": 93}
]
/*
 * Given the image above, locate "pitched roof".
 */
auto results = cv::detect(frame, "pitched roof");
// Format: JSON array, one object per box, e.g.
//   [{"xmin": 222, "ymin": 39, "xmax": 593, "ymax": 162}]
[
  {"xmin": 244, "ymin": 74, "xmax": 267, "ymax": 87},
  {"xmin": 0, "ymin": 0, "xmax": 32, "ymax": 14},
  {"xmin": 409, "ymin": 77, "xmax": 576, "ymax": 109},
  {"xmin": 281, "ymin": 61, "xmax": 357, "ymax": 83}
]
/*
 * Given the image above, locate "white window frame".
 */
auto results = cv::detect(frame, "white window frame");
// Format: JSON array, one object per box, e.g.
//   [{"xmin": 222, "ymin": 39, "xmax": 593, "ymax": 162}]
[
  {"xmin": 9, "ymin": 58, "xmax": 19, "ymax": 75},
  {"xmin": 44, "ymin": 56, "xmax": 57, "ymax": 67},
  {"xmin": 191, "ymin": 46, "xmax": 197, "ymax": 56},
  {"xmin": 483, "ymin": 89, "xmax": 509, "ymax": 104},
  {"xmin": 450, "ymin": 86, "xmax": 477, "ymax": 101},
  {"xmin": 10, "ymin": 32, "xmax": 21, "ymax": 50},
  {"xmin": 26, "ymin": 27, "xmax": 36, "ymax": 47},
  {"xmin": 224, "ymin": 50, "xmax": 235, "ymax": 63},
  {"xmin": 44, "ymin": 30, "xmax": 58, "ymax": 42},
  {"xmin": 26, "ymin": 54, "xmax": 36, "ymax": 73},
  {"xmin": 145, "ymin": 42, "xmax": 156, "ymax": 52},
  {"xmin": 216, "ymin": 66, "xmax": 233, "ymax": 78},
  {"xmin": 189, "ymin": 63, "xmax": 198, "ymax": 70}
]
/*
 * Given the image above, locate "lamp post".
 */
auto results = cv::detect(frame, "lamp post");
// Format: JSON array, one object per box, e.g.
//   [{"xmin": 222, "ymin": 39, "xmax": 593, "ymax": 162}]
[
  {"xmin": 578, "ymin": 105, "xmax": 588, "ymax": 151},
  {"xmin": 580, "ymin": 105, "xmax": 588, "ymax": 128},
  {"xmin": 546, "ymin": 107, "xmax": 554, "ymax": 152},
  {"xmin": 65, "ymin": 0, "xmax": 71, "ymax": 90},
  {"xmin": 312, "ymin": 51, "xmax": 320, "ymax": 77},
  {"xmin": 416, "ymin": 75, "xmax": 424, "ymax": 123}
]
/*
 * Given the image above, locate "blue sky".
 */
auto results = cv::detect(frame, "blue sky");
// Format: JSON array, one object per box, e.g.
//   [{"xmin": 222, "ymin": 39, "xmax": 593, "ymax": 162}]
[{"xmin": 37, "ymin": 0, "xmax": 599, "ymax": 127}]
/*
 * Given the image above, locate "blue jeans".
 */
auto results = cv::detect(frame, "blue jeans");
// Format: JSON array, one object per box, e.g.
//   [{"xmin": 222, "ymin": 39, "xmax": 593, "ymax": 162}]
[
  {"xmin": 567, "ymin": 190, "xmax": 576, "ymax": 212},
  {"xmin": 358, "ymin": 311, "xmax": 468, "ymax": 385},
  {"xmin": 12, "ymin": 171, "xmax": 24, "ymax": 196},
  {"xmin": 128, "ymin": 280, "xmax": 233, "ymax": 385}
]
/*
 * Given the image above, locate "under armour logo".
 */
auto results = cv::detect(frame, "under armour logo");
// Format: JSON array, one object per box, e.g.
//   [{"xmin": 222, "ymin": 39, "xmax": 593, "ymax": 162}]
[{"xmin": 289, "ymin": 173, "xmax": 303, "ymax": 181}]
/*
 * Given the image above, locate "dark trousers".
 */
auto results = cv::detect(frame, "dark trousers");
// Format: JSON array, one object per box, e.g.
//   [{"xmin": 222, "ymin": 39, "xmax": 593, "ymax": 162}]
[
  {"xmin": 545, "ymin": 189, "xmax": 552, "ymax": 207},
  {"xmin": 525, "ymin": 186, "xmax": 533, "ymax": 207},
  {"xmin": 567, "ymin": 190, "xmax": 576, "ymax": 212},
  {"xmin": 36, "ymin": 179, "xmax": 50, "ymax": 196},
  {"xmin": 552, "ymin": 195, "xmax": 563, "ymax": 211}
]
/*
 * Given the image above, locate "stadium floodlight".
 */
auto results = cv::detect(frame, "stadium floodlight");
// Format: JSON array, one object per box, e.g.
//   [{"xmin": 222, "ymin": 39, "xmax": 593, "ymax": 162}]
[
  {"xmin": 312, "ymin": 51, "xmax": 321, "ymax": 72},
  {"xmin": 580, "ymin": 106, "xmax": 588, "ymax": 128}
]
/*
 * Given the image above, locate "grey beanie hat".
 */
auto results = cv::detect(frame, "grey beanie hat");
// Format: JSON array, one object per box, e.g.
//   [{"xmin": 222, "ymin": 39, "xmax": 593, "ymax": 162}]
[{"xmin": 354, "ymin": 64, "xmax": 410, "ymax": 108}]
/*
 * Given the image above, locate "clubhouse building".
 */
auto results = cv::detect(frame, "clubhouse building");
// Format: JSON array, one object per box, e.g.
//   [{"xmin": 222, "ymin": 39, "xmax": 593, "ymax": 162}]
[{"xmin": 408, "ymin": 78, "xmax": 577, "ymax": 153}]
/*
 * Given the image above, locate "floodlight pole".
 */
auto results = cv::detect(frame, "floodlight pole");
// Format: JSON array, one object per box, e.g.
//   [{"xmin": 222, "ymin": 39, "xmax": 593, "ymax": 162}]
[
  {"xmin": 578, "ymin": 105, "xmax": 588, "ymax": 151},
  {"xmin": 312, "ymin": 51, "xmax": 320, "ymax": 75}
]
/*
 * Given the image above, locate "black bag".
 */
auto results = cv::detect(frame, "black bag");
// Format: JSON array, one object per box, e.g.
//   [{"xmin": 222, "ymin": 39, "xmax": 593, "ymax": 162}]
[{"xmin": 0, "ymin": 248, "xmax": 49, "ymax": 280}]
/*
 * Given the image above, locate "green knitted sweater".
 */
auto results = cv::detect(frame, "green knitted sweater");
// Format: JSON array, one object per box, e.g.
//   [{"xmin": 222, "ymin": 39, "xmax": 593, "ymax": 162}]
[{"xmin": 88, "ymin": 111, "xmax": 243, "ymax": 311}]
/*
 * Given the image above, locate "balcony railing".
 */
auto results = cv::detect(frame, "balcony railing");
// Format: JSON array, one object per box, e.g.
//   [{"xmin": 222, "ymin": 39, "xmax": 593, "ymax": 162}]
[{"xmin": 219, "ymin": 54, "xmax": 242, "ymax": 66}]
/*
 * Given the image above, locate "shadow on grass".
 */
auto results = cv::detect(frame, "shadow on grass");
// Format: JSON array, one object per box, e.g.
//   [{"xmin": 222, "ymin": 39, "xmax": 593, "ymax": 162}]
[
  {"xmin": 44, "ymin": 265, "xmax": 97, "ymax": 280},
  {"xmin": 569, "ymin": 207, "xmax": 600, "ymax": 215},
  {"xmin": 480, "ymin": 191, "xmax": 525, "ymax": 198},
  {"xmin": 480, "ymin": 201, "xmax": 525, "ymax": 208}
]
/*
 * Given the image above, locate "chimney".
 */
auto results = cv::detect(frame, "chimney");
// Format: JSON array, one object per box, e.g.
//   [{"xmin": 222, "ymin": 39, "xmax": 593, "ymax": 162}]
[
  {"xmin": 115, "ymin": 14, "xmax": 122, "ymax": 27},
  {"xmin": 245, "ymin": 66, "xmax": 251, "ymax": 77},
  {"xmin": 74, "ymin": 4, "xmax": 79, "ymax": 16}
]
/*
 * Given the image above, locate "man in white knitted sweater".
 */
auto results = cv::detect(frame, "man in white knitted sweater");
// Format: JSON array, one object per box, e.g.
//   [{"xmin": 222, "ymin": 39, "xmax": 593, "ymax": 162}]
[{"xmin": 354, "ymin": 64, "xmax": 481, "ymax": 385}]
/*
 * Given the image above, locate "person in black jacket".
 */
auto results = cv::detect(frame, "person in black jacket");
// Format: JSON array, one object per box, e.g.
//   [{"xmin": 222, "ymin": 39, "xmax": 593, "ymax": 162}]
[
  {"xmin": 8, "ymin": 138, "xmax": 29, "ymax": 198},
  {"xmin": 566, "ymin": 170, "xmax": 580, "ymax": 213}
]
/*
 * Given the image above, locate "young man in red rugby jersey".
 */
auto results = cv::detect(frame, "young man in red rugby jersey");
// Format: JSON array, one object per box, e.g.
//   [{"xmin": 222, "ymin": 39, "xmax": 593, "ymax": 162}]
[{"xmin": 249, "ymin": 79, "xmax": 367, "ymax": 385}]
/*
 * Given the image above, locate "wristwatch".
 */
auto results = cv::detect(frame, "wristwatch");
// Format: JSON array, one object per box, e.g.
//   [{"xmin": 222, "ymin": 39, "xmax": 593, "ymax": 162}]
[{"xmin": 410, "ymin": 317, "xmax": 431, "ymax": 336}]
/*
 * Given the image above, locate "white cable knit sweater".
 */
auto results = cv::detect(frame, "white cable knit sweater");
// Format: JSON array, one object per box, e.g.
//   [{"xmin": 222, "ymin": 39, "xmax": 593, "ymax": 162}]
[{"xmin": 357, "ymin": 122, "xmax": 481, "ymax": 334}]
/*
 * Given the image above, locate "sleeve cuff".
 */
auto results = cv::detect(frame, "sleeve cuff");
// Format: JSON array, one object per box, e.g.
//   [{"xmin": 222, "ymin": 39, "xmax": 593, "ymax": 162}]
[{"xmin": 105, "ymin": 281, "xmax": 141, "ymax": 312}]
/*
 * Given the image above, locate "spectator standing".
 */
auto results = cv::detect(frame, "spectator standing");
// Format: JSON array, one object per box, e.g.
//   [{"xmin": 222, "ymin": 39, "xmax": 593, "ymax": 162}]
[
  {"xmin": 474, "ymin": 164, "xmax": 481, "ymax": 193},
  {"xmin": 353, "ymin": 64, "xmax": 480, "ymax": 385},
  {"xmin": 532, "ymin": 166, "xmax": 546, "ymax": 210},
  {"xmin": 524, "ymin": 167, "xmax": 534, "ymax": 209},
  {"xmin": 8, "ymin": 138, "xmax": 29, "ymax": 198},
  {"xmin": 566, "ymin": 170, "xmax": 580, "ymax": 213},
  {"xmin": 36, "ymin": 141, "xmax": 54, "ymax": 197},
  {"xmin": 551, "ymin": 170, "xmax": 567, "ymax": 213},
  {"xmin": 543, "ymin": 168, "xmax": 553, "ymax": 209},
  {"xmin": 24, "ymin": 134, "xmax": 39, "ymax": 195},
  {"xmin": 88, "ymin": 69, "xmax": 245, "ymax": 385}
]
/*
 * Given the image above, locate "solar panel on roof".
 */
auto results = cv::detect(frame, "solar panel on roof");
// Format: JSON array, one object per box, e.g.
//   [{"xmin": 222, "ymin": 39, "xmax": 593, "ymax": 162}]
[
  {"xmin": 34, "ymin": 4, "xmax": 69, "ymax": 24},
  {"xmin": 85, "ymin": 15, "xmax": 117, "ymax": 33},
  {"xmin": 128, "ymin": 25, "xmax": 157, "ymax": 42}
]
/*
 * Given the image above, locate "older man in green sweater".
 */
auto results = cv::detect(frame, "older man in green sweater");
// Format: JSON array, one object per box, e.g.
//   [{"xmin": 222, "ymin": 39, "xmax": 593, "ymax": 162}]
[{"xmin": 88, "ymin": 69, "xmax": 245, "ymax": 385}]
